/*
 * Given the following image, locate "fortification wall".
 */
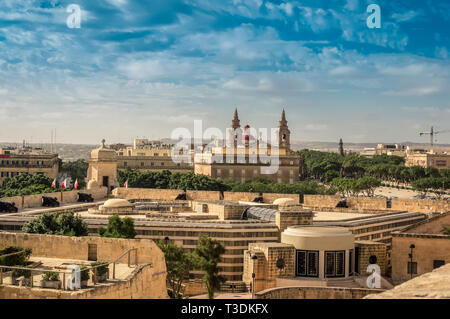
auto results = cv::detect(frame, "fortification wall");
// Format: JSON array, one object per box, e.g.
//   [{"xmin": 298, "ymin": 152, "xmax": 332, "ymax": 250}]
[
  {"xmin": 0, "ymin": 232, "xmax": 165, "ymax": 268},
  {"xmin": 0, "ymin": 263, "xmax": 167, "ymax": 299},
  {"xmin": 255, "ymin": 286, "xmax": 383, "ymax": 299},
  {"xmin": 1, "ymin": 188, "xmax": 107, "ymax": 210},
  {"xmin": 391, "ymin": 198, "xmax": 450, "ymax": 213}
]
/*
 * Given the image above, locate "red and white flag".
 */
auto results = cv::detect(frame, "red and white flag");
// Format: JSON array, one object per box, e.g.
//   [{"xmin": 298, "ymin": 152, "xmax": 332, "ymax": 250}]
[
  {"xmin": 51, "ymin": 179, "xmax": 56, "ymax": 188},
  {"xmin": 124, "ymin": 180, "xmax": 128, "ymax": 188},
  {"xmin": 60, "ymin": 179, "xmax": 67, "ymax": 189},
  {"xmin": 74, "ymin": 179, "xmax": 79, "ymax": 190}
]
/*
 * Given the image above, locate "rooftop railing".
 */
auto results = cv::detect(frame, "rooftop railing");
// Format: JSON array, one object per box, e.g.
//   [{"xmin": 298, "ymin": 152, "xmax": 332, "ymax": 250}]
[{"xmin": 0, "ymin": 248, "xmax": 138, "ymax": 291}]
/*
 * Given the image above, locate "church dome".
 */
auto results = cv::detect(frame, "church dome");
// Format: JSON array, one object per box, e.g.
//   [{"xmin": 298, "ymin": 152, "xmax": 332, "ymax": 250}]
[{"xmin": 103, "ymin": 198, "xmax": 133, "ymax": 208}]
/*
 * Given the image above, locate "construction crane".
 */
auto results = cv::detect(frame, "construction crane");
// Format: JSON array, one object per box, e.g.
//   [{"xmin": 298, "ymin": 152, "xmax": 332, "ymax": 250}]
[{"xmin": 419, "ymin": 126, "xmax": 450, "ymax": 147}]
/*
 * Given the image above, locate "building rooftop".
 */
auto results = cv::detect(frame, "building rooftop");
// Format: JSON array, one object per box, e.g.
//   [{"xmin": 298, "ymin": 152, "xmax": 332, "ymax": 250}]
[{"xmin": 365, "ymin": 263, "xmax": 450, "ymax": 299}]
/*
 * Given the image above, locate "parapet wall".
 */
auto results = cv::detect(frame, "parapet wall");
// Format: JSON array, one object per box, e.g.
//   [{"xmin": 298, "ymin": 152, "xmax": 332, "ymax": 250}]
[
  {"xmin": 391, "ymin": 198, "xmax": 450, "ymax": 213},
  {"xmin": 109, "ymin": 188, "xmax": 450, "ymax": 213},
  {"xmin": 111, "ymin": 188, "xmax": 222, "ymax": 201},
  {"xmin": 0, "ymin": 188, "xmax": 108, "ymax": 210},
  {"xmin": 0, "ymin": 232, "xmax": 168, "ymax": 299},
  {"xmin": 223, "ymin": 192, "xmax": 299, "ymax": 203},
  {"xmin": 304, "ymin": 195, "xmax": 450, "ymax": 213},
  {"xmin": 255, "ymin": 286, "xmax": 383, "ymax": 299},
  {"xmin": 0, "ymin": 263, "xmax": 167, "ymax": 299},
  {"xmin": 0, "ymin": 232, "xmax": 166, "ymax": 268}
]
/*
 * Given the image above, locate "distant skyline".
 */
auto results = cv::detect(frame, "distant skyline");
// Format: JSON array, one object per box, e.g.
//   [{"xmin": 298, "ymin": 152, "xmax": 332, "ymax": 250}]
[{"xmin": 0, "ymin": 0, "xmax": 449, "ymax": 144}]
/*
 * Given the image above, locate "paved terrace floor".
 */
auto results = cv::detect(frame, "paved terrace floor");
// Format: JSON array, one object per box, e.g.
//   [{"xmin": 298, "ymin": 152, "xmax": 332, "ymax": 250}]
[{"xmin": 1, "ymin": 256, "xmax": 135, "ymax": 289}]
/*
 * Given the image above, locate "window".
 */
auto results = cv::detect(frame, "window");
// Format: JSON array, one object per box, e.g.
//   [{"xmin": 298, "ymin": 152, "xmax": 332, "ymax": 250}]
[
  {"xmin": 407, "ymin": 262, "xmax": 417, "ymax": 275},
  {"xmin": 433, "ymin": 260, "xmax": 445, "ymax": 269},
  {"xmin": 124, "ymin": 162, "xmax": 127, "ymax": 167},
  {"xmin": 141, "ymin": 162, "xmax": 144, "ymax": 167},
  {"xmin": 296, "ymin": 250, "xmax": 319, "ymax": 277},
  {"xmin": 325, "ymin": 251, "xmax": 345, "ymax": 278}
]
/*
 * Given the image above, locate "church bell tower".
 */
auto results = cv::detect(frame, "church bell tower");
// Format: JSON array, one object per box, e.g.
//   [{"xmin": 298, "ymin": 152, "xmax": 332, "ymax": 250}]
[{"xmin": 278, "ymin": 109, "xmax": 291, "ymax": 151}]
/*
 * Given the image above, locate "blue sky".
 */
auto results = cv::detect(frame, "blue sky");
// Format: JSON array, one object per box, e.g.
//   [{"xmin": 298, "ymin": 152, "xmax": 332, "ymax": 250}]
[{"xmin": 0, "ymin": 0, "xmax": 449, "ymax": 145}]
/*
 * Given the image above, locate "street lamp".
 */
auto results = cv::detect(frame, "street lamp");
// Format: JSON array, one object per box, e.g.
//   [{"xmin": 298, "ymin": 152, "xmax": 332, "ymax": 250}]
[
  {"xmin": 408, "ymin": 244, "xmax": 415, "ymax": 279},
  {"xmin": 251, "ymin": 254, "xmax": 258, "ymax": 299}
]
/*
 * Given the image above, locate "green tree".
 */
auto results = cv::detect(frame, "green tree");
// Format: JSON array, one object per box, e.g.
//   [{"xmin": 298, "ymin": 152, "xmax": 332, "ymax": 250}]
[
  {"xmin": 98, "ymin": 214, "xmax": 136, "ymax": 239},
  {"xmin": 194, "ymin": 236, "xmax": 226, "ymax": 299},
  {"xmin": 0, "ymin": 173, "xmax": 57, "ymax": 198},
  {"xmin": 354, "ymin": 176, "xmax": 381, "ymax": 197},
  {"xmin": 60, "ymin": 160, "xmax": 89, "ymax": 189},
  {"xmin": 157, "ymin": 239, "xmax": 195, "ymax": 299},
  {"xmin": 22, "ymin": 212, "xmax": 88, "ymax": 236},
  {"xmin": 331, "ymin": 177, "xmax": 356, "ymax": 197}
]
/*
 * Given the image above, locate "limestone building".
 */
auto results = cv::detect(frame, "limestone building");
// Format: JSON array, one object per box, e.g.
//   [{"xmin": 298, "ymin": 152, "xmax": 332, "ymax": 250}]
[
  {"xmin": 0, "ymin": 146, "xmax": 59, "ymax": 185},
  {"xmin": 114, "ymin": 139, "xmax": 193, "ymax": 172},
  {"xmin": 0, "ymin": 232, "xmax": 168, "ymax": 299},
  {"xmin": 405, "ymin": 151, "xmax": 450, "ymax": 170},
  {"xmin": 243, "ymin": 225, "xmax": 390, "ymax": 293},
  {"xmin": 390, "ymin": 212, "xmax": 450, "ymax": 284},
  {"xmin": 87, "ymin": 139, "xmax": 119, "ymax": 192},
  {"xmin": 194, "ymin": 109, "xmax": 301, "ymax": 184}
]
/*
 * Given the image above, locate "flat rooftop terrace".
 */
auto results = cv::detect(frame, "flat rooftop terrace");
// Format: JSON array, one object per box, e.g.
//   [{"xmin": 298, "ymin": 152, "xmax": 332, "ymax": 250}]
[{"xmin": 0, "ymin": 256, "xmax": 135, "ymax": 290}]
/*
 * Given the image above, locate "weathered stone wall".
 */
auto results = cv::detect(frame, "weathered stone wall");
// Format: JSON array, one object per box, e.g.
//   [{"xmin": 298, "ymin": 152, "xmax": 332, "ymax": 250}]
[
  {"xmin": 255, "ymin": 286, "xmax": 383, "ymax": 299},
  {"xmin": 403, "ymin": 213, "xmax": 450, "ymax": 234},
  {"xmin": 0, "ymin": 232, "xmax": 166, "ymax": 268},
  {"xmin": 391, "ymin": 234, "xmax": 450, "ymax": 284},
  {"xmin": 223, "ymin": 192, "xmax": 259, "ymax": 202},
  {"xmin": 182, "ymin": 279, "xmax": 208, "ymax": 296},
  {"xmin": 391, "ymin": 198, "xmax": 450, "ymax": 213},
  {"xmin": 365, "ymin": 263, "xmax": 450, "ymax": 299},
  {"xmin": 186, "ymin": 190, "xmax": 221, "ymax": 201},
  {"xmin": 0, "ymin": 188, "xmax": 107, "ymax": 210},
  {"xmin": 347, "ymin": 197, "xmax": 387, "ymax": 210},
  {"xmin": 275, "ymin": 211, "xmax": 314, "ymax": 232},
  {"xmin": 112, "ymin": 187, "xmax": 181, "ymax": 200},
  {"xmin": 0, "ymin": 263, "xmax": 167, "ymax": 299},
  {"xmin": 23, "ymin": 191, "xmax": 62, "ymax": 208},
  {"xmin": 243, "ymin": 243, "xmax": 296, "ymax": 292},
  {"xmin": 303, "ymin": 195, "xmax": 388, "ymax": 210},
  {"xmin": 303, "ymin": 195, "xmax": 342, "ymax": 208},
  {"xmin": 0, "ymin": 232, "xmax": 168, "ymax": 299},
  {"xmin": 0, "ymin": 196, "xmax": 23, "ymax": 210},
  {"xmin": 262, "ymin": 193, "xmax": 300, "ymax": 204},
  {"xmin": 355, "ymin": 241, "xmax": 388, "ymax": 276}
]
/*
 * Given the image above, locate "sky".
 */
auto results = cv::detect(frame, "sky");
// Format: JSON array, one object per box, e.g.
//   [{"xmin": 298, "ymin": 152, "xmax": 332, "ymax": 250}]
[{"xmin": 0, "ymin": 0, "xmax": 449, "ymax": 145}]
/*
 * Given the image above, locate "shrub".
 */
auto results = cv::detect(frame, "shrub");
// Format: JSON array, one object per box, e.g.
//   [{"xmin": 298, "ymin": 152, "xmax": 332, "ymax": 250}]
[
  {"xmin": 98, "ymin": 214, "xmax": 136, "ymax": 239},
  {"xmin": 22, "ymin": 211, "xmax": 89, "ymax": 237},
  {"xmin": 91, "ymin": 262, "xmax": 108, "ymax": 276},
  {"xmin": 80, "ymin": 266, "xmax": 90, "ymax": 282},
  {"xmin": 12, "ymin": 267, "xmax": 31, "ymax": 279},
  {"xmin": 42, "ymin": 271, "xmax": 60, "ymax": 281},
  {"xmin": 0, "ymin": 246, "xmax": 32, "ymax": 269}
]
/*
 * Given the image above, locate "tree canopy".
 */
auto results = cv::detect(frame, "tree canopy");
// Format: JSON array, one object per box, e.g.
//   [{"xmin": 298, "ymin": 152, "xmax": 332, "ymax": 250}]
[
  {"xmin": 157, "ymin": 239, "xmax": 196, "ymax": 299},
  {"xmin": 60, "ymin": 159, "xmax": 89, "ymax": 189},
  {"xmin": 22, "ymin": 211, "xmax": 89, "ymax": 237},
  {"xmin": 194, "ymin": 235, "xmax": 226, "ymax": 299},
  {"xmin": 98, "ymin": 214, "xmax": 136, "ymax": 239}
]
